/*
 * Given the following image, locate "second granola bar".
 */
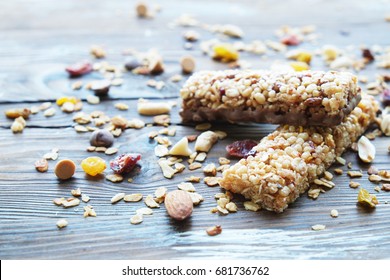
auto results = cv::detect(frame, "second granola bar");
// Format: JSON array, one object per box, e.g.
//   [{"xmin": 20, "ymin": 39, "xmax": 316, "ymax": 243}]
[{"xmin": 180, "ymin": 70, "xmax": 361, "ymax": 126}]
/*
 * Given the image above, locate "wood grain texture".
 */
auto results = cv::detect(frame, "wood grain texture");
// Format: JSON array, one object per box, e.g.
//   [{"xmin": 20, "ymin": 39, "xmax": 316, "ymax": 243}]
[{"xmin": 0, "ymin": 0, "xmax": 390, "ymax": 260}]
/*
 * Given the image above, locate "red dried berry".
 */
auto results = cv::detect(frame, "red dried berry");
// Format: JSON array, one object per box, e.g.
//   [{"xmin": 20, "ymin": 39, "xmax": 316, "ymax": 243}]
[
  {"xmin": 110, "ymin": 153, "xmax": 141, "ymax": 174},
  {"xmin": 226, "ymin": 140, "xmax": 258, "ymax": 158},
  {"xmin": 65, "ymin": 61, "xmax": 92, "ymax": 77},
  {"xmin": 281, "ymin": 34, "xmax": 301, "ymax": 46}
]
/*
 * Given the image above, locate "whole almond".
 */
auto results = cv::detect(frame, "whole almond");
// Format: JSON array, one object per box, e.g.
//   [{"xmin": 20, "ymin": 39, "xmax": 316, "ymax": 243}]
[{"xmin": 164, "ymin": 190, "xmax": 193, "ymax": 221}]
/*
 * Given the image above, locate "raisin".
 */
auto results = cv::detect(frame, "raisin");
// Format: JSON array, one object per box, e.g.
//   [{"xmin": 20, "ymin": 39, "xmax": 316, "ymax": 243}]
[
  {"xmin": 381, "ymin": 88, "xmax": 390, "ymax": 106},
  {"xmin": 65, "ymin": 61, "xmax": 92, "ymax": 77},
  {"xmin": 226, "ymin": 140, "xmax": 258, "ymax": 158},
  {"xmin": 362, "ymin": 48, "xmax": 374, "ymax": 62},
  {"xmin": 110, "ymin": 153, "xmax": 141, "ymax": 174},
  {"xmin": 281, "ymin": 34, "xmax": 301, "ymax": 46}
]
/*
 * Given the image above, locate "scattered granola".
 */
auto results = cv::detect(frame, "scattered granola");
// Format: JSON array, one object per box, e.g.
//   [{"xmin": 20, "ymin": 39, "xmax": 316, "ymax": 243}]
[
  {"xmin": 106, "ymin": 174, "xmax": 124, "ymax": 183},
  {"xmin": 178, "ymin": 182, "xmax": 196, "ymax": 192},
  {"xmin": 188, "ymin": 162, "xmax": 202, "ymax": 170},
  {"xmin": 144, "ymin": 195, "xmax": 160, "ymax": 208},
  {"xmin": 243, "ymin": 201, "xmax": 261, "ymax": 212},
  {"xmin": 111, "ymin": 193, "xmax": 125, "ymax": 204},
  {"xmin": 56, "ymin": 219, "xmax": 68, "ymax": 229},
  {"xmin": 130, "ymin": 214, "xmax": 143, "ymax": 225},
  {"xmin": 347, "ymin": 171, "xmax": 363, "ymax": 178},
  {"xmin": 349, "ymin": 181, "xmax": 361, "ymax": 189},
  {"xmin": 311, "ymin": 224, "xmax": 326, "ymax": 231},
  {"xmin": 124, "ymin": 193, "xmax": 143, "ymax": 202},
  {"xmin": 330, "ymin": 209, "xmax": 339, "ymax": 218},
  {"xmin": 204, "ymin": 176, "xmax": 220, "ymax": 187}
]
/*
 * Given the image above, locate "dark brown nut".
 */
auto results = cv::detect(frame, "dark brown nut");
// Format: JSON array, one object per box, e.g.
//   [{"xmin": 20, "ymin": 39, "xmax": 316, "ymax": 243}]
[
  {"xmin": 90, "ymin": 80, "xmax": 111, "ymax": 96},
  {"xmin": 54, "ymin": 159, "xmax": 76, "ymax": 180},
  {"xmin": 5, "ymin": 108, "xmax": 31, "ymax": 119},
  {"xmin": 35, "ymin": 158, "xmax": 48, "ymax": 172},
  {"xmin": 90, "ymin": 129, "xmax": 114, "ymax": 147},
  {"xmin": 362, "ymin": 48, "xmax": 374, "ymax": 63},
  {"xmin": 165, "ymin": 190, "xmax": 193, "ymax": 221}
]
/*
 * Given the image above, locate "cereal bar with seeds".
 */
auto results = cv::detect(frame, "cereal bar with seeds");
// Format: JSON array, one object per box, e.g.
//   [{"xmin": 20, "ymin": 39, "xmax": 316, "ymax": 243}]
[
  {"xmin": 219, "ymin": 95, "xmax": 378, "ymax": 213},
  {"xmin": 180, "ymin": 70, "xmax": 361, "ymax": 126}
]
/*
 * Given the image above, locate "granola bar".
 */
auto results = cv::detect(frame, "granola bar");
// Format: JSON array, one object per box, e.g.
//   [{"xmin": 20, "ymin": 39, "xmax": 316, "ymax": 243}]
[
  {"xmin": 180, "ymin": 70, "xmax": 361, "ymax": 126},
  {"xmin": 219, "ymin": 95, "xmax": 378, "ymax": 212}
]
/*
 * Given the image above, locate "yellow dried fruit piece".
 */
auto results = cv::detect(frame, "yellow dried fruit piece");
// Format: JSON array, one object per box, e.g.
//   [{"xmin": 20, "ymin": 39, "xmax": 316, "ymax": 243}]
[
  {"xmin": 357, "ymin": 188, "xmax": 378, "ymax": 208},
  {"xmin": 56, "ymin": 96, "xmax": 78, "ymax": 106},
  {"xmin": 212, "ymin": 43, "xmax": 239, "ymax": 62},
  {"xmin": 290, "ymin": 61, "xmax": 309, "ymax": 71},
  {"xmin": 81, "ymin": 156, "xmax": 106, "ymax": 176},
  {"xmin": 296, "ymin": 52, "xmax": 312, "ymax": 64}
]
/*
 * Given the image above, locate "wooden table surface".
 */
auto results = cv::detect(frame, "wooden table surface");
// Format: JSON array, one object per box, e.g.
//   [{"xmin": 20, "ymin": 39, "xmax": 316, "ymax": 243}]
[{"xmin": 0, "ymin": 0, "xmax": 390, "ymax": 260}]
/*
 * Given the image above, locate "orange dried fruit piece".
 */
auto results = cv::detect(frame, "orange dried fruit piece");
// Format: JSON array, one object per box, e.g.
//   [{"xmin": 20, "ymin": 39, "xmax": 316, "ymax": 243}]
[
  {"xmin": 81, "ymin": 156, "xmax": 106, "ymax": 176},
  {"xmin": 357, "ymin": 188, "xmax": 378, "ymax": 208}
]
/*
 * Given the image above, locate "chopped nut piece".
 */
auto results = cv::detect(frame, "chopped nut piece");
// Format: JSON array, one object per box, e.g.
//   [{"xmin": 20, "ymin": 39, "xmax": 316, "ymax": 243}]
[
  {"xmin": 314, "ymin": 178, "xmax": 335, "ymax": 189},
  {"xmin": 90, "ymin": 45, "xmax": 106, "ymax": 59},
  {"xmin": 311, "ymin": 224, "xmax": 326, "ymax": 231},
  {"xmin": 81, "ymin": 194, "xmax": 90, "ymax": 203},
  {"xmin": 35, "ymin": 158, "xmax": 48, "ymax": 172},
  {"xmin": 127, "ymin": 118, "xmax": 145, "ymax": 129},
  {"xmin": 226, "ymin": 202, "xmax": 238, "ymax": 212},
  {"xmin": 144, "ymin": 195, "xmax": 160, "ymax": 208},
  {"xmin": 106, "ymin": 174, "xmax": 124, "ymax": 183},
  {"xmin": 349, "ymin": 181, "xmax": 361, "ymax": 188},
  {"xmin": 153, "ymin": 114, "xmax": 171, "ymax": 126},
  {"xmin": 347, "ymin": 171, "xmax": 363, "ymax": 178},
  {"xmin": 158, "ymin": 159, "xmax": 176, "ymax": 178},
  {"xmin": 195, "ymin": 123, "xmax": 211, "ymax": 131},
  {"xmin": 194, "ymin": 152, "xmax": 207, "ymax": 162},
  {"xmin": 53, "ymin": 197, "xmax": 66, "ymax": 206},
  {"xmin": 124, "ymin": 193, "xmax": 143, "ymax": 202},
  {"xmin": 219, "ymin": 157, "xmax": 230, "ymax": 165},
  {"xmin": 155, "ymin": 187, "xmax": 167, "ymax": 199},
  {"xmin": 188, "ymin": 162, "xmax": 202, "ymax": 170},
  {"xmin": 71, "ymin": 188, "xmax": 82, "ymax": 197},
  {"xmin": 86, "ymin": 95, "xmax": 100, "ymax": 105},
  {"xmin": 330, "ymin": 209, "xmax": 339, "ymax": 218},
  {"xmin": 115, "ymin": 103, "xmax": 129, "ymax": 111},
  {"xmin": 195, "ymin": 131, "xmax": 218, "ymax": 152},
  {"xmin": 357, "ymin": 136, "xmax": 376, "ymax": 163},
  {"xmin": 137, "ymin": 99, "xmax": 171, "ymax": 116},
  {"xmin": 203, "ymin": 163, "xmax": 217, "ymax": 176},
  {"xmin": 74, "ymin": 125, "xmax": 88, "ymax": 133},
  {"xmin": 174, "ymin": 162, "xmax": 186, "ymax": 173},
  {"xmin": 243, "ymin": 201, "xmax": 261, "ymax": 212},
  {"xmin": 206, "ymin": 225, "xmax": 222, "ymax": 236},
  {"xmin": 334, "ymin": 168, "xmax": 344, "ymax": 175},
  {"xmin": 368, "ymin": 166, "xmax": 379, "ymax": 175},
  {"xmin": 204, "ymin": 176, "xmax": 220, "ymax": 187},
  {"xmin": 185, "ymin": 176, "xmax": 201, "ymax": 183},
  {"xmin": 130, "ymin": 214, "xmax": 143, "ymax": 225},
  {"xmin": 178, "ymin": 182, "xmax": 196, "ymax": 192},
  {"xmin": 169, "ymin": 137, "xmax": 192, "ymax": 156},
  {"xmin": 382, "ymin": 184, "xmax": 390, "ymax": 191},
  {"xmin": 83, "ymin": 205, "xmax": 97, "ymax": 217},
  {"xmin": 111, "ymin": 193, "xmax": 125, "ymax": 204},
  {"xmin": 155, "ymin": 145, "xmax": 169, "ymax": 157},
  {"xmin": 95, "ymin": 147, "xmax": 107, "ymax": 153},
  {"xmin": 155, "ymin": 136, "xmax": 172, "ymax": 147},
  {"xmin": 56, "ymin": 219, "xmax": 68, "ymax": 229}
]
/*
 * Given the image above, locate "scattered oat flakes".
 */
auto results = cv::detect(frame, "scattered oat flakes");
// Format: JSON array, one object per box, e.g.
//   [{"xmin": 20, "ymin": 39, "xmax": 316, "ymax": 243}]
[
  {"xmin": 204, "ymin": 176, "xmax": 220, "ymax": 187},
  {"xmin": 195, "ymin": 123, "xmax": 211, "ymax": 131},
  {"xmin": 347, "ymin": 171, "xmax": 363, "ymax": 178},
  {"xmin": 311, "ymin": 224, "xmax": 326, "ymax": 231},
  {"xmin": 194, "ymin": 152, "xmax": 207, "ymax": 162},
  {"xmin": 206, "ymin": 225, "xmax": 222, "ymax": 236},
  {"xmin": 334, "ymin": 168, "xmax": 343, "ymax": 175},
  {"xmin": 324, "ymin": 171, "xmax": 333, "ymax": 181},
  {"xmin": 81, "ymin": 194, "xmax": 90, "ymax": 203},
  {"xmin": 111, "ymin": 193, "xmax": 125, "ymax": 204},
  {"xmin": 226, "ymin": 202, "xmax": 238, "ymax": 213},
  {"xmin": 136, "ymin": 208, "xmax": 153, "ymax": 215},
  {"xmin": 105, "ymin": 147, "xmax": 118, "ymax": 155},
  {"xmin": 124, "ymin": 193, "xmax": 143, "ymax": 202},
  {"xmin": 185, "ymin": 176, "xmax": 201, "ymax": 183},
  {"xmin": 90, "ymin": 45, "xmax": 106, "ymax": 59},
  {"xmin": 83, "ymin": 205, "xmax": 97, "ymax": 217},
  {"xmin": 218, "ymin": 157, "xmax": 230, "ymax": 165},
  {"xmin": 368, "ymin": 166, "xmax": 379, "ymax": 175},
  {"xmin": 71, "ymin": 81, "xmax": 83, "ymax": 90},
  {"xmin": 349, "ymin": 181, "xmax": 361, "ymax": 188},
  {"xmin": 53, "ymin": 197, "xmax": 66, "ymax": 206},
  {"xmin": 87, "ymin": 95, "xmax": 100, "ymax": 105},
  {"xmin": 95, "ymin": 147, "xmax": 107, "ymax": 153},
  {"xmin": 330, "ymin": 209, "xmax": 339, "ymax": 218},
  {"xmin": 189, "ymin": 162, "xmax": 202, "ymax": 170},
  {"xmin": 217, "ymin": 206, "xmax": 229, "ymax": 215},
  {"xmin": 115, "ymin": 103, "xmax": 128, "ymax": 110},
  {"xmin": 74, "ymin": 125, "xmax": 88, "ymax": 133},
  {"xmin": 170, "ymin": 74, "xmax": 183, "ymax": 82},
  {"xmin": 308, "ymin": 187, "xmax": 321, "ymax": 199},
  {"xmin": 178, "ymin": 182, "xmax": 196, "ymax": 192},
  {"xmin": 382, "ymin": 184, "xmax": 390, "ymax": 191},
  {"xmin": 336, "ymin": 156, "xmax": 346, "ymax": 165},
  {"xmin": 374, "ymin": 186, "xmax": 381, "ymax": 192},
  {"xmin": 203, "ymin": 163, "xmax": 216, "ymax": 176},
  {"xmin": 62, "ymin": 198, "xmax": 80, "ymax": 208},
  {"xmin": 56, "ymin": 219, "xmax": 68, "ymax": 229},
  {"xmin": 214, "ymin": 130, "xmax": 227, "ymax": 140},
  {"xmin": 188, "ymin": 192, "xmax": 204, "ymax": 205},
  {"xmin": 174, "ymin": 162, "xmax": 186, "ymax": 173},
  {"xmin": 369, "ymin": 174, "xmax": 382, "ymax": 183},
  {"xmin": 130, "ymin": 214, "xmax": 143, "ymax": 225},
  {"xmin": 155, "ymin": 187, "xmax": 167, "ymax": 199},
  {"xmin": 127, "ymin": 118, "xmax": 145, "ymax": 129},
  {"xmin": 158, "ymin": 159, "xmax": 176, "ymax": 178},
  {"xmin": 145, "ymin": 195, "xmax": 160, "ymax": 208},
  {"xmin": 71, "ymin": 188, "xmax": 82, "ymax": 197},
  {"xmin": 106, "ymin": 174, "xmax": 124, "ymax": 183},
  {"xmin": 243, "ymin": 201, "xmax": 260, "ymax": 212},
  {"xmin": 44, "ymin": 108, "xmax": 56, "ymax": 117},
  {"xmin": 155, "ymin": 145, "xmax": 169, "ymax": 157}
]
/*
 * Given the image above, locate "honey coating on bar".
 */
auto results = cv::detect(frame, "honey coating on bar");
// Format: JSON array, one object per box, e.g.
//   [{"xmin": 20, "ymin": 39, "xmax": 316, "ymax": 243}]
[
  {"xmin": 180, "ymin": 70, "xmax": 361, "ymax": 126},
  {"xmin": 219, "ymin": 95, "xmax": 379, "ymax": 213}
]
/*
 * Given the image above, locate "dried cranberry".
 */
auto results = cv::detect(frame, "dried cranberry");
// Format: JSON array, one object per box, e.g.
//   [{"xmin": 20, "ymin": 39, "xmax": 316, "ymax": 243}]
[
  {"xmin": 226, "ymin": 140, "xmax": 258, "ymax": 158},
  {"xmin": 362, "ymin": 48, "xmax": 374, "ymax": 62},
  {"xmin": 281, "ymin": 34, "xmax": 301, "ymax": 46},
  {"xmin": 381, "ymin": 88, "xmax": 390, "ymax": 106},
  {"xmin": 65, "ymin": 61, "xmax": 92, "ymax": 77},
  {"xmin": 110, "ymin": 153, "xmax": 141, "ymax": 174}
]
